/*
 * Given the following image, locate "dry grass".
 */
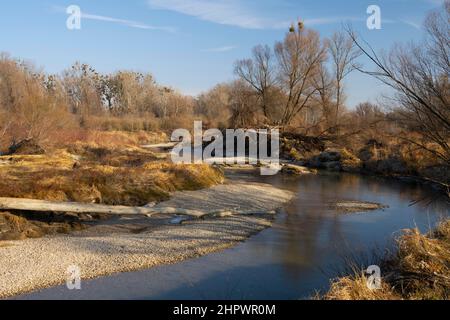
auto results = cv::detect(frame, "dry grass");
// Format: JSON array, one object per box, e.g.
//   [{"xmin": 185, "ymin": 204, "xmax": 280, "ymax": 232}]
[
  {"xmin": 0, "ymin": 212, "xmax": 85, "ymax": 241},
  {"xmin": 0, "ymin": 131, "xmax": 224, "ymax": 242},
  {"xmin": 322, "ymin": 219, "xmax": 450, "ymax": 300},
  {"xmin": 390, "ymin": 221, "xmax": 450, "ymax": 299},
  {"xmin": 44, "ymin": 129, "xmax": 168, "ymax": 150},
  {"xmin": 340, "ymin": 148, "xmax": 362, "ymax": 172},
  {"xmin": 323, "ymin": 274, "xmax": 399, "ymax": 300},
  {"xmin": 0, "ymin": 132, "xmax": 223, "ymax": 242},
  {"xmin": 0, "ymin": 143, "xmax": 224, "ymax": 206}
]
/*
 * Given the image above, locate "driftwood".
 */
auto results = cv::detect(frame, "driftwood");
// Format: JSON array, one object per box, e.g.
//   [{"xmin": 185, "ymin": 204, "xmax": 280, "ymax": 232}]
[
  {"xmin": 141, "ymin": 142, "xmax": 177, "ymax": 150},
  {"xmin": 0, "ymin": 197, "xmax": 237, "ymax": 218}
]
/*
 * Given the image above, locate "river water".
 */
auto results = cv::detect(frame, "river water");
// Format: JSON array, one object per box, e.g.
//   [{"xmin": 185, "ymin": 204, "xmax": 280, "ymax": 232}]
[{"xmin": 19, "ymin": 171, "xmax": 449, "ymax": 300}]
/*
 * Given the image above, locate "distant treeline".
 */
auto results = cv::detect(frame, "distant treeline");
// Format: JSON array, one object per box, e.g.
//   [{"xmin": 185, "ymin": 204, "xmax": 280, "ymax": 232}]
[{"xmin": 0, "ymin": 2, "xmax": 448, "ymax": 165}]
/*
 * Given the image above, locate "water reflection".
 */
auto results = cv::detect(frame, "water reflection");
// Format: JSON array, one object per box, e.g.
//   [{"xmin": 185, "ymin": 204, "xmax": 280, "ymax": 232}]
[{"xmin": 19, "ymin": 172, "xmax": 449, "ymax": 300}]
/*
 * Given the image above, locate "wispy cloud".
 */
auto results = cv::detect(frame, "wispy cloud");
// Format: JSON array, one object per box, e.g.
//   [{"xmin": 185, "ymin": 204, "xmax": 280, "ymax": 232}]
[
  {"xmin": 53, "ymin": 5, "xmax": 176, "ymax": 33},
  {"xmin": 147, "ymin": 0, "xmax": 386, "ymax": 30},
  {"xmin": 147, "ymin": 0, "xmax": 285, "ymax": 29},
  {"xmin": 303, "ymin": 17, "xmax": 365, "ymax": 26},
  {"xmin": 401, "ymin": 20, "xmax": 422, "ymax": 30},
  {"xmin": 305, "ymin": 16, "xmax": 419, "ymax": 30},
  {"xmin": 202, "ymin": 45, "xmax": 237, "ymax": 52},
  {"xmin": 81, "ymin": 13, "xmax": 176, "ymax": 32}
]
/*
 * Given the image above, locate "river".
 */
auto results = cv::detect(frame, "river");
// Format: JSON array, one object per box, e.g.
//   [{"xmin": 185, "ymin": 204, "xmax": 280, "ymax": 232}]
[{"xmin": 18, "ymin": 171, "xmax": 449, "ymax": 300}]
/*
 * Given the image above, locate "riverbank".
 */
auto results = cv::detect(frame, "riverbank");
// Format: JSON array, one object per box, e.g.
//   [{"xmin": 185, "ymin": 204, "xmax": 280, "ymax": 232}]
[
  {"xmin": 0, "ymin": 181, "xmax": 294, "ymax": 298},
  {"xmin": 15, "ymin": 170, "xmax": 447, "ymax": 300},
  {"xmin": 0, "ymin": 140, "xmax": 225, "ymax": 241},
  {"xmin": 281, "ymin": 134, "xmax": 450, "ymax": 198},
  {"xmin": 321, "ymin": 219, "xmax": 450, "ymax": 300}
]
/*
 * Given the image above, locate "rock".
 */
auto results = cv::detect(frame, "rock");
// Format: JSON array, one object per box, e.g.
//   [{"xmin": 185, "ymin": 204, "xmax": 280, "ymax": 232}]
[
  {"xmin": 319, "ymin": 150, "xmax": 342, "ymax": 162},
  {"xmin": 385, "ymin": 157, "xmax": 409, "ymax": 174},
  {"xmin": 307, "ymin": 155, "xmax": 323, "ymax": 168},
  {"xmin": 358, "ymin": 141, "xmax": 388, "ymax": 163},
  {"xmin": 358, "ymin": 149, "xmax": 374, "ymax": 162},
  {"xmin": 324, "ymin": 161, "xmax": 342, "ymax": 171}
]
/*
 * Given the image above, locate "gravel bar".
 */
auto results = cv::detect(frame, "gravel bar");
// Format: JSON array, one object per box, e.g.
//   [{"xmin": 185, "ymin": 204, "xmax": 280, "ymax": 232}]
[{"xmin": 0, "ymin": 182, "xmax": 293, "ymax": 298}]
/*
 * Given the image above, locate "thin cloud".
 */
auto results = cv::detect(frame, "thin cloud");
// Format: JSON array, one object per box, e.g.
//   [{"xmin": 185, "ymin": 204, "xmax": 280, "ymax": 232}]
[
  {"xmin": 147, "ymin": 0, "xmax": 390, "ymax": 30},
  {"xmin": 401, "ymin": 20, "xmax": 422, "ymax": 30},
  {"xmin": 147, "ymin": 0, "xmax": 285, "ymax": 29},
  {"xmin": 81, "ymin": 13, "xmax": 176, "ymax": 33},
  {"xmin": 53, "ymin": 5, "xmax": 176, "ymax": 33},
  {"xmin": 202, "ymin": 46, "xmax": 237, "ymax": 52},
  {"xmin": 303, "ymin": 17, "xmax": 364, "ymax": 26}
]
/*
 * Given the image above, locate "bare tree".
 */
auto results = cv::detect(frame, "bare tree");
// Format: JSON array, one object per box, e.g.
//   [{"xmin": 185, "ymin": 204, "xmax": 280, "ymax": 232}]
[
  {"xmin": 234, "ymin": 45, "xmax": 276, "ymax": 120},
  {"xmin": 275, "ymin": 24, "xmax": 327, "ymax": 125},
  {"xmin": 347, "ymin": 1, "xmax": 450, "ymax": 164},
  {"xmin": 0, "ymin": 54, "xmax": 74, "ymax": 145},
  {"xmin": 328, "ymin": 31, "xmax": 361, "ymax": 128},
  {"xmin": 313, "ymin": 61, "xmax": 336, "ymax": 130},
  {"xmin": 228, "ymin": 80, "xmax": 260, "ymax": 128},
  {"xmin": 196, "ymin": 83, "xmax": 231, "ymax": 126},
  {"xmin": 62, "ymin": 62, "xmax": 103, "ymax": 116}
]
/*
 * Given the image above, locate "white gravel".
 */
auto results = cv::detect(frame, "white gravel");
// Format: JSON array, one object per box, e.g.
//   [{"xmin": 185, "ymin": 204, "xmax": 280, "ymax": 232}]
[{"xmin": 0, "ymin": 182, "xmax": 293, "ymax": 298}]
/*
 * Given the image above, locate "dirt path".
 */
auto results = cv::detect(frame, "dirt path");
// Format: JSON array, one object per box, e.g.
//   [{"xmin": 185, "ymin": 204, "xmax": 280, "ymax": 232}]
[{"xmin": 0, "ymin": 181, "xmax": 293, "ymax": 298}]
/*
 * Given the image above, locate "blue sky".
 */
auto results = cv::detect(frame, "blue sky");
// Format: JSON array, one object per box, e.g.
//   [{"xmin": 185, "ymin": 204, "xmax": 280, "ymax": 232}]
[{"xmin": 0, "ymin": 0, "xmax": 445, "ymax": 107}]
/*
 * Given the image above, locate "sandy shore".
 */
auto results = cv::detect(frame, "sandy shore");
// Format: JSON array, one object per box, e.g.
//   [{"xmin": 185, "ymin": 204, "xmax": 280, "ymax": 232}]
[{"xmin": 0, "ymin": 181, "xmax": 293, "ymax": 298}]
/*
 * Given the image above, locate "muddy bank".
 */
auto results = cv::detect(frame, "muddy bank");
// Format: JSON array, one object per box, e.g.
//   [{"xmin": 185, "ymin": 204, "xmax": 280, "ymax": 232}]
[{"xmin": 0, "ymin": 181, "xmax": 293, "ymax": 298}]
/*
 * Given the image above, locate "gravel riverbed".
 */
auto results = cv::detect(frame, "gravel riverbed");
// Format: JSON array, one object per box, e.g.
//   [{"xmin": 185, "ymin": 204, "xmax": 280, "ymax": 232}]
[{"xmin": 0, "ymin": 181, "xmax": 293, "ymax": 298}]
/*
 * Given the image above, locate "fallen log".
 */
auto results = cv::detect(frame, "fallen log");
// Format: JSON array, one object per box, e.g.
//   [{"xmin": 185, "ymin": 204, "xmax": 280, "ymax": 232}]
[
  {"xmin": 141, "ymin": 142, "xmax": 177, "ymax": 150},
  {"xmin": 0, "ymin": 197, "xmax": 235, "ymax": 218}
]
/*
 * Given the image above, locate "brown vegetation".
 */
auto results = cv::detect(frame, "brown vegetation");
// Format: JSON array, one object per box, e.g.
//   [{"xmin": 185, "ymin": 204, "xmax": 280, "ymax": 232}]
[
  {"xmin": 0, "ymin": 211, "xmax": 85, "ymax": 241},
  {"xmin": 0, "ymin": 0, "xmax": 447, "ymax": 254},
  {"xmin": 322, "ymin": 219, "xmax": 450, "ymax": 300},
  {"xmin": 0, "ymin": 5, "xmax": 447, "ymax": 183},
  {"xmin": 233, "ymin": 2, "xmax": 448, "ymax": 189},
  {"xmin": 0, "ymin": 133, "xmax": 224, "ymax": 241},
  {"xmin": 0, "ymin": 143, "xmax": 224, "ymax": 206}
]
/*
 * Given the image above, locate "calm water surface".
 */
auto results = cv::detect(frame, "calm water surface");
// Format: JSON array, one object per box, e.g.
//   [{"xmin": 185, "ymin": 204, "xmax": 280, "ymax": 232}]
[{"xmin": 19, "ymin": 172, "xmax": 449, "ymax": 300}]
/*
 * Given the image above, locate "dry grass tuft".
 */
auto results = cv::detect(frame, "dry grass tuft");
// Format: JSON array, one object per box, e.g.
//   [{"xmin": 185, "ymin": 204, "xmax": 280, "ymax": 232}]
[
  {"xmin": 0, "ymin": 212, "xmax": 85, "ymax": 241},
  {"xmin": 324, "ymin": 274, "xmax": 399, "ymax": 300},
  {"xmin": 390, "ymin": 221, "xmax": 450, "ymax": 299},
  {"xmin": 321, "ymin": 219, "xmax": 450, "ymax": 300},
  {"xmin": 0, "ymin": 143, "xmax": 224, "ymax": 206}
]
